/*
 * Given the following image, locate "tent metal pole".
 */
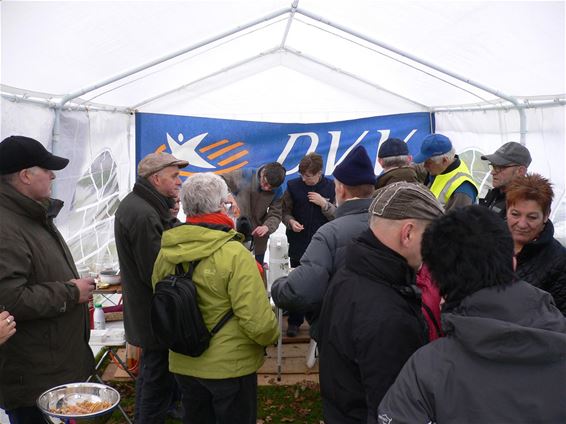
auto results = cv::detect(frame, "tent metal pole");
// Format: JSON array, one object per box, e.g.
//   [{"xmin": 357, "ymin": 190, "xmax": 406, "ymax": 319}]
[
  {"xmin": 2, "ymin": 92, "xmax": 57, "ymax": 108},
  {"xmin": 433, "ymin": 98, "xmax": 566, "ymax": 113},
  {"xmin": 133, "ymin": 47, "xmax": 282, "ymax": 109},
  {"xmin": 283, "ymin": 47, "xmax": 428, "ymax": 110},
  {"xmin": 280, "ymin": 0, "xmax": 300, "ymax": 48},
  {"xmin": 51, "ymin": 6, "xmax": 292, "ymax": 145},
  {"xmin": 296, "ymin": 7, "xmax": 527, "ymax": 143},
  {"xmin": 135, "ymin": 45, "xmax": 429, "ymax": 111},
  {"xmin": 2, "ymin": 92, "xmax": 131, "ymax": 113}
]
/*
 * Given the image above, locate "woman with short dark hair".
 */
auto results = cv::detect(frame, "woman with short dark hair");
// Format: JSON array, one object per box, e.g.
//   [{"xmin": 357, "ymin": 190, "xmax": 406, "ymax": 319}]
[{"xmin": 506, "ymin": 173, "xmax": 566, "ymax": 315}]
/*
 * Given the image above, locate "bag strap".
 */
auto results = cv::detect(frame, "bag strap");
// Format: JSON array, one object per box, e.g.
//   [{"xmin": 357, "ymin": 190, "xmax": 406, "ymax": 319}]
[
  {"xmin": 210, "ymin": 310, "xmax": 234, "ymax": 335},
  {"xmin": 422, "ymin": 303, "xmax": 442, "ymax": 337},
  {"xmin": 175, "ymin": 260, "xmax": 200, "ymax": 277},
  {"xmin": 175, "ymin": 259, "xmax": 234, "ymax": 335}
]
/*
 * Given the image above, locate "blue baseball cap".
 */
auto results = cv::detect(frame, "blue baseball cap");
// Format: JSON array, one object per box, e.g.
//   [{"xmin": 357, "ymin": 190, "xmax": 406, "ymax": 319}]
[{"xmin": 413, "ymin": 134, "xmax": 453, "ymax": 164}]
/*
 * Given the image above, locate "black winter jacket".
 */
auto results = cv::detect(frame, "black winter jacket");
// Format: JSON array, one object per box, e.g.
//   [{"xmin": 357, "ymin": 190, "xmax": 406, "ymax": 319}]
[
  {"xmin": 0, "ymin": 184, "xmax": 94, "ymax": 409},
  {"xmin": 318, "ymin": 229, "xmax": 427, "ymax": 424},
  {"xmin": 378, "ymin": 281, "xmax": 566, "ymax": 424},
  {"xmin": 515, "ymin": 220, "xmax": 566, "ymax": 315},
  {"xmin": 114, "ymin": 177, "xmax": 177, "ymax": 348},
  {"xmin": 479, "ymin": 186, "xmax": 507, "ymax": 218}
]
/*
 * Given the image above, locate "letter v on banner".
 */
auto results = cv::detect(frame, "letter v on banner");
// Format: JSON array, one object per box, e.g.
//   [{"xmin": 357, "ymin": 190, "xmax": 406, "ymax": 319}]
[
  {"xmin": 325, "ymin": 130, "xmax": 370, "ymax": 175},
  {"xmin": 276, "ymin": 132, "xmax": 319, "ymax": 174}
]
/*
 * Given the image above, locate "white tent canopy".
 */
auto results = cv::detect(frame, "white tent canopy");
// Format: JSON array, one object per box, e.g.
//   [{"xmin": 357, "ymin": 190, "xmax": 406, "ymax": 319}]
[{"xmin": 1, "ymin": 0, "xmax": 565, "ymax": 266}]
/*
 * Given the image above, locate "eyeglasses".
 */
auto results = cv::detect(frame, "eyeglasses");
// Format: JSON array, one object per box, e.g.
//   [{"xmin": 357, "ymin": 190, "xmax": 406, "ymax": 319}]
[{"xmin": 489, "ymin": 164, "xmax": 518, "ymax": 173}]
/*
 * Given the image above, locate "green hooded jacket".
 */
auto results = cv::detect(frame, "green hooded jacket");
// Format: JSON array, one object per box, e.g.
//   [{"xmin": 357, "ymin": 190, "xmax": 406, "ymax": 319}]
[{"xmin": 152, "ymin": 223, "xmax": 279, "ymax": 379}]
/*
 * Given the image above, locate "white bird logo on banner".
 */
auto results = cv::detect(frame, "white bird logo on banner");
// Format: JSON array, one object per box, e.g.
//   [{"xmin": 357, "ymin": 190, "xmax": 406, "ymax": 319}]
[{"xmin": 166, "ymin": 132, "xmax": 216, "ymax": 169}]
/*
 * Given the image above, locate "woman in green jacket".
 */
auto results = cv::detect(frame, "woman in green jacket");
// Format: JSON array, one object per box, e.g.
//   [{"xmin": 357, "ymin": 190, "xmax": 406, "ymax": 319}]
[{"xmin": 152, "ymin": 172, "xmax": 279, "ymax": 424}]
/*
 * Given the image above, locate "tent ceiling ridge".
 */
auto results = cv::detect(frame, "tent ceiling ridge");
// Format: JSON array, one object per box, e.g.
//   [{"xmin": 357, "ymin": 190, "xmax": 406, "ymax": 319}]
[
  {"xmin": 294, "ymin": 6, "xmax": 526, "ymax": 141},
  {"xmin": 52, "ymin": 6, "xmax": 293, "ymax": 143},
  {"xmin": 294, "ymin": 7, "xmax": 520, "ymax": 107},
  {"xmin": 55, "ymin": 6, "xmax": 292, "ymax": 110},
  {"xmin": 282, "ymin": 47, "xmax": 428, "ymax": 110},
  {"xmin": 292, "ymin": 15, "xmax": 493, "ymax": 105},
  {"xmin": 133, "ymin": 46, "xmax": 284, "ymax": 110}
]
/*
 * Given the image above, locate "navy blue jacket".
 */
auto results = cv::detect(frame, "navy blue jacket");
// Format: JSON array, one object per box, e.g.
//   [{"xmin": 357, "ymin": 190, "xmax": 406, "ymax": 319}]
[{"xmin": 282, "ymin": 176, "xmax": 335, "ymax": 262}]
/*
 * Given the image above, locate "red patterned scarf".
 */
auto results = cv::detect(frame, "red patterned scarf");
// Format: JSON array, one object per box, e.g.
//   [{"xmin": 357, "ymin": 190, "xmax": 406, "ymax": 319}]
[{"xmin": 186, "ymin": 212, "xmax": 235, "ymax": 229}]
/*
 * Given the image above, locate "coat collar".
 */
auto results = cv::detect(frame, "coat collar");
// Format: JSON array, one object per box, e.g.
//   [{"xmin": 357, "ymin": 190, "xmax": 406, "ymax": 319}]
[
  {"xmin": 516, "ymin": 220, "xmax": 556, "ymax": 260},
  {"xmin": 346, "ymin": 228, "xmax": 419, "ymax": 297},
  {"xmin": 133, "ymin": 176, "xmax": 177, "ymax": 228},
  {"xmin": 335, "ymin": 197, "xmax": 372, "ymax": 219},
  {"xmin": 0, "ymin": 182, "xmax": 63, "ymax": 223}
]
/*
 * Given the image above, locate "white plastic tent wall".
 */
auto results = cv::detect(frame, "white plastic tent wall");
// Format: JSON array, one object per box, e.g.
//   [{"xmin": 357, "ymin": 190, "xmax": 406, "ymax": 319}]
[{"xmin": 1, "ymin": 0, "xmax": 565, "ymax": 268}]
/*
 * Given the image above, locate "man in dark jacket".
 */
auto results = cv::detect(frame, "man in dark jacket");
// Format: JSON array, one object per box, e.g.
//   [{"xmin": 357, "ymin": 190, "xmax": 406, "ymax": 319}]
[
  {"xmin": 271, "ymin": 145, "xmax": 377, "ymax": 341},
  {"xmin": 0, "ymin": 136, "xmax": 96, "ymax": 423},
  {"xmin": 374, "ymin": 138, "xmax": 426, "ymax": 189},
  {"xmin": 114, "ymin": 151, "xmax": 188, "ymax": 424},
  {"xmin": 378, "ymin": 206, "xmax": 566, "ymax": 424},
  {"xmin": 479, "ymin": 141, "xmax": 531, "ymax": 218},
  {"xmin": 318, "ymin": 181, "xmax": 444, "ymax": 424}
]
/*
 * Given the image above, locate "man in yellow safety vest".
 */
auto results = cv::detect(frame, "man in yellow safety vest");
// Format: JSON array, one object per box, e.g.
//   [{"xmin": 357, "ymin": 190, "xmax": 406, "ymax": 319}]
[{"xmin": 413, "ymin": 133, "xmax": 478, "ymax": 211}]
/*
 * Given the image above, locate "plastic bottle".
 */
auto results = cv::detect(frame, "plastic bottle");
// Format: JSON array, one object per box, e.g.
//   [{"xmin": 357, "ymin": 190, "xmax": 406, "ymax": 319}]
[{"xmin": 93, "ymin": 303, "xmax": 106, "ymax": 330}]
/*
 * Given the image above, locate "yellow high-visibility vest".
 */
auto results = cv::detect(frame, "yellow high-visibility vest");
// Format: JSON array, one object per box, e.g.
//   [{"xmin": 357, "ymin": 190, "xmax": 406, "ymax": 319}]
[{"xmin": 430, "ymin": 160, "xmax": 478, "ymax": 206}]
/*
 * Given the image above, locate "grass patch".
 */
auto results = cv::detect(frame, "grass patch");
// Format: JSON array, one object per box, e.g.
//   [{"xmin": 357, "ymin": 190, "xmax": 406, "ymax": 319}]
[
  {"xmin": 258, "ymin": 381, "xmax": 323, "ymax": 423},
  {"xmin": 105, "ymin": 380, "xmax": 322, "ymax": 424}
]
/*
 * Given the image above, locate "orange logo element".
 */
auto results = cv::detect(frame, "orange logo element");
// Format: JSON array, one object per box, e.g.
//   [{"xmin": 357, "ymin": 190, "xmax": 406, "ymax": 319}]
[{"xmin": 155, "ymin": 137, "xmax": 249, "ymax": 177}]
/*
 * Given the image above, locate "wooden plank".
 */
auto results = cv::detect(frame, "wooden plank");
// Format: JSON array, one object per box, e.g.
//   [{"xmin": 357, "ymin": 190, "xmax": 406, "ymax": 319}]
[
  {"xmin": 258, "ymin": 356, "xmax": 319, "ymax": 374},
  {"xmin": 258, "ymin": 373, "xmax": 319, "ymax": 386},
  {"xmin": 265, "ymin": 343, "xmax": 311, "ymax": 358}
]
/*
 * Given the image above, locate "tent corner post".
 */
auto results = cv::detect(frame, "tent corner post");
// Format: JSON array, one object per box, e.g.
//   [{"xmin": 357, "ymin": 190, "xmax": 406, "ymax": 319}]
[
  {"xmin": 52, "ymin": 107, "xmax": 62, "ymax": 148},
  {"xmin": 519, "ymin": 107, "xmax": 527, "ymax": 145}
]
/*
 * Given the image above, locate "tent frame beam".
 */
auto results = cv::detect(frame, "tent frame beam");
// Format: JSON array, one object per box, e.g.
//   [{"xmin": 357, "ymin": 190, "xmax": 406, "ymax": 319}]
[
  {"xmin": 2, "ymin": 91, "xmax": 131, "ymax": 114},
  {"xmin": 133, "ymin": 46, "xmax": 428, "ymax": 110},
  {"xmin": 294, "ymin": 7, "xmax": 527, "ymax": 143},
  {"xmin": 25, "ymin": 4, "xmax": 562, "ymax": 146},
  {"xmin": 51, "ymin": 6, "xmax": 294, "ymax": 146},
  {"xmin": 282, "ymin": 47, "xmax": 428, "ymax": 109},
  {"xmin": 132, "ymin": 47, "xmax": 283, "ymax": 109}
]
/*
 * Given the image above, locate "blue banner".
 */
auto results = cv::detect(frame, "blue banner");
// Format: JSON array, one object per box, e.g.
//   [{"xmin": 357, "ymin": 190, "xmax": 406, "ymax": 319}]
[{"xmin": 135, "ymin": 112, "xmax": 434, "ymax": 178}]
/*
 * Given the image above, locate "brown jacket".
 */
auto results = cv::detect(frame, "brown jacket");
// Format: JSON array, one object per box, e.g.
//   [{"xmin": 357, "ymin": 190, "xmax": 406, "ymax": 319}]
[
  {"xmin": 374, "ymin": 166, "xmax": 426, "ymax": 190},
  {"xmin": 0, "ymin": 183, "xmax": 94, "ymax": 410},
  {"xmin": 222, "ymin": 167, "xmax": 284, "ymax": 256}
]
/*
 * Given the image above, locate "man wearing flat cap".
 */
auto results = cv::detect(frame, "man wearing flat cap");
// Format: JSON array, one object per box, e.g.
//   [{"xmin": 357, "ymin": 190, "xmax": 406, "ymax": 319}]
[
  {"xmin": 480, "ymin": 141, "xmax": 531, "ymax": 218},
  {"xmin": 0, "ymin": 135, "xmax": 96, "ymax": 423},
  {"xmin": 114, "ymin": 151, "xmax": 188, "ymax": 423},
  {"xmin": 414, "ymin": 133, "xmax": 478, "ymax": 211},
  {"xmin": 272, "ymin": 145, "xmax": 376, "ymax": 341},
  {"xmin": 318, "ymin": 181, "xmax": 444, "ymax": 424}
]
